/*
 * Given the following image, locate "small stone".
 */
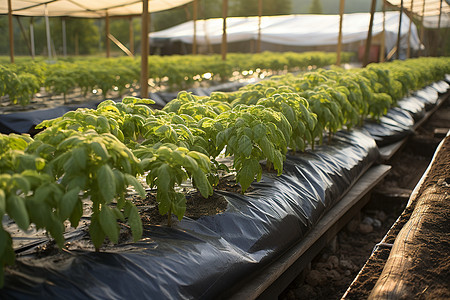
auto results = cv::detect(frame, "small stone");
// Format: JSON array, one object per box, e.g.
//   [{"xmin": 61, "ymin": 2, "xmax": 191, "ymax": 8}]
[
  {"xmin": 346, "ymin": 218, "xmax": 359, "ymax": 232},
  {"xmin": 340, "ymin": 259, "xmax": 356, "ymax": 270},
  {"xmin": 315, "ymin": 262, "xmax": 329, "ymax": 270},
  {"xmin": 284, "ymin": 290, "xmax": 296, "ymax": 300},
  {"xmin": 306, "ymin": 270, "xmax": 327, "ymax": 287},
  {"xmin": 326, "ymin": 269, "xmax": 342, "ymax": 281},
  {"xmin": 362, "ymin": 216, "xmax": 374, "ymax": 225},
  {"xmin": 377, "ymin": 211, "xmax": 387, "ymax": 222},
  {"xmin": 358, "ymin": 222, "xmax": 373, "ymax": 234},
  {"xmin": 294, "ymin": 285, "xmax": 316, "ymax": 299},
  {"xmin": 344, "ymin": 270, "xmax": 351, "ymax": 276},
  {"xmin": 327, "ymin": 255, "xmax": 339, "ymax": 269},
  {"xmin": 372, "ymin": 218, "xmax": 382, "ymax": 228}
]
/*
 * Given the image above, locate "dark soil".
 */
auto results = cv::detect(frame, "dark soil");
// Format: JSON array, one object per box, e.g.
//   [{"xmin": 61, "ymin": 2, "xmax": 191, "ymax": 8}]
[
  {"xmin": 134, "ymin": 173, "xmax": 240, "ymax": 227},
  {"xmin": 135, "ymin": 189, "xmax": 229, "ymax": 227}
]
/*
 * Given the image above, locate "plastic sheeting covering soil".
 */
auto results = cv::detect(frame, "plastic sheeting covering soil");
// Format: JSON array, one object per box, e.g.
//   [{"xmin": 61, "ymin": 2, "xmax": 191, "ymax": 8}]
[
  {"xmin": 363, "ymin": 81, "xmax": 448, "ymax": 146},
  {"xmin": 0, "ymin": 81, "xmax": 448, "ymax": 299},
  {"xmin": 363, "ymin": 107, "xmax": 415, "ymax": 146},
  {"xmin": 0, "ymin": 101, "xmax": 100, "ymax": 134},
  {"xmin": 0, "ymin": 129, "xmax": 379, "ymax": 299}
]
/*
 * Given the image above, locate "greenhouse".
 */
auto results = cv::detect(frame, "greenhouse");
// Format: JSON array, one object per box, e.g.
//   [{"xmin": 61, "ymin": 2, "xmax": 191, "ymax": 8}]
[{"xmin": 0, "ymin": 0, "xmax": 449, "ymax": 299}]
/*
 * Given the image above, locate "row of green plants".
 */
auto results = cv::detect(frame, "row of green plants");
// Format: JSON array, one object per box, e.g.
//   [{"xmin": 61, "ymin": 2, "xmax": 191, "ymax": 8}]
[
  {"xmin": 0, "ymin": 51, "xmax": 351, "ymax": 106},
  {"xmin": 0, "ymin": 56, "xmax": 449, "ymax": 286}
]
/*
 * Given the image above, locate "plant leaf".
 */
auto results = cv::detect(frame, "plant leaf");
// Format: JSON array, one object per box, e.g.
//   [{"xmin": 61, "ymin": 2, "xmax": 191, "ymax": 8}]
[
  {"xmin": 60, "ymin": 188, "xmax": 80, "ymax": 220},
  {"xmin": 98, "ymin": 164, "xmax": 116, "ymax": 203},
  {"xmin": 7, "ymin": 195, "xmax": 29, "ymax": 231},
  {"xmin": 99, "ymin": 206, "xmax": 119, "ymax": 244}
]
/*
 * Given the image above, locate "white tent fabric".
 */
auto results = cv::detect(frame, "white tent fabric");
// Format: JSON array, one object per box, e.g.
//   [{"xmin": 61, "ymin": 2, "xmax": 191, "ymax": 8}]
[
  {"xmin": 385, "ymin": 0, "xmax": 450, "ymax": 28},
  {"xmin": 0, "ymin": 0, "xmax": 193, "ymax": 17},
  {"xmin": 150, "ymin": 12, "xmax": 421, "ymax": 54},
  {"xmin": 422, "ymin": 13, "xmax": 450, "ymax": 28}
]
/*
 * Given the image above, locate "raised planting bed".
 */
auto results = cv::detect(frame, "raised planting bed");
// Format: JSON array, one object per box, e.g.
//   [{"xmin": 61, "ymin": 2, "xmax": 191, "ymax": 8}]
[
  {"xmin": 0, "ymin": 57, "xmax": 449, "ymax": 298},
  {"xmin": 1, "ymin": 128, "xmax": 379, "ymax": 299}
]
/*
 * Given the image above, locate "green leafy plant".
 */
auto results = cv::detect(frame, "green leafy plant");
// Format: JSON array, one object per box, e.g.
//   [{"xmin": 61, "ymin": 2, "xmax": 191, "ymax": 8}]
[
  {"xmin": 214, "ymin": 105, "xmax": 291, "ymax": 192},
  {"xmin": 31, "ymin": 129, "xmax": 145, "ymax": 250},
  {"xmin": 256, "ymin": 90, "xmax": 317, "ymax": 152},
  {"xmin": 134, "ymin": 143, "xmax": 213, "ymax": 226}
]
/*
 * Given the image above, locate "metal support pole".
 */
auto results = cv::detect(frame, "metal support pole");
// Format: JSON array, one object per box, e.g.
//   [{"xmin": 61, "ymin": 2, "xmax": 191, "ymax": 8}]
[
  {"xmin": 396, "ymin": 0, "xmax": 403, "ymax": 60},
  {"xmin": 363, "ymin": 0, "xmax": 377, "ymax": 67},
  {"xmin": 336, "ymin": 0, "xmax": 345, "ymax": 66},
  {"xmin": 8, "ymin": 0, "xmax": 14, "ymax": 63},
  {"xmin": 105, "ymin": 11, "xmax": 110, "ymax": 58},
  {"xmin": 221, "ymin": 0, "xmax": 228, "ymax": 61},
  {"xmin": 62, "ymin": 17, "xmax": 67, "ymax": 57},
  {"xmin": 140, "ymin": 0, "xmax": 149, "ymax": 98},
  {"xmin": 193, "ymin": 0, "xmax": 198, "ymax": 54},
  {"xmin": 45, "ymin": 4, "xmax": 52, "ymax": 60},
  {"xmin": 257, "ymin": 0, "xmax": 262, "ymax": 53}
]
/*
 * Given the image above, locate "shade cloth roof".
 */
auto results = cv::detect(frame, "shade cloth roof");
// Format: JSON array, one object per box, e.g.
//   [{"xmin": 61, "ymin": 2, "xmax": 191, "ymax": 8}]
[
  {"xmin": 385, "ymin": 0, "xmax": 450, "ymax": 28},
  {"xmin": 150, "ymin": 12, "xmax": 421, "ymax": 53},
  {"xmin": 0, "ymin": 0, "xmax": 193, "ymax": 18}
]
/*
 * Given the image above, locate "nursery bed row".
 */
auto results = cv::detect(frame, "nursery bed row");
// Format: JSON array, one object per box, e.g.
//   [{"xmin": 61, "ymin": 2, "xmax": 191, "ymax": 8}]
[
  {"xmin": 0, "ymin": 58, "xmax": 449, "ymax": 297},
  {"xmin": 0, "ymin": 51, "xmax": 351, "ymax": 106},
  {"xmin": 235, "ymin": 84, "xmax": 450, "ymax": 299}
]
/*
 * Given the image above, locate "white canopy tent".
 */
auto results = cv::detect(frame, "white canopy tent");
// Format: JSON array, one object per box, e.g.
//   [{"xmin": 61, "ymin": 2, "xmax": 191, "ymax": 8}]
[
  {"xmin": 384, "ymin": 0, "xmax": 449, "ymax": 57},
  {"xmin": 385, "ymin": 0, "xmax": 450, "ymax": 28},
  {"xmin": 0, "ymin": 0, "xmax": 194, "ymax": 17},
  {"xmin": 150, "ymin": 12, "xmax": 421, "ymax": 57}
]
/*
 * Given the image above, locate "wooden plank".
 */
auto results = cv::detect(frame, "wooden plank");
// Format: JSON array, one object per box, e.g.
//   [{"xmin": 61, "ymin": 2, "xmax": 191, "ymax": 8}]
[
  {"xmin": 108, "ymin": 33, "xmax": 134, "ymax": 57},
  {"xmin": 370, "ymin": 185, "xmax": 448, "ymax": 298},
  {"xmin": 140, "ymin": 0, "xmax": 149, "ymax": 98},
  {"xmin": 257, "ymin": 0, "xmax": 262, "ymax": 53},
  {"xmin": 379, "ymin": 2, "xmax": 386, "ymax": 62},
  {"xmin": 396, "ymin": 0, "xmax": 403, "ymax": 60},
  {"xmin": 379, "ymin": 137, "xmax": 408, "ymax": 162},
  {"xmin": 129, "ymin": 17, "xmax": 134, "ymax": 55},
  {"xmin": 413, "ymin": 94, "xmax": 447, "ymax": 130},
  {"xmin": 106, "ymin": 11, "xmax": 110, "ymax": 58},
  {"xmin": 8, "ymin": 0, "xmax": 14, "ymax": 63},
  {"xmin": 363, "ymin": 0, "xmax": 377, "ymax": 67},
  {"xmin": 192, "ymin": 0, "xmax": 197, "ymax": 55},
  {"xmin": 336, "ymin": 0, "xmax": 345, "ymax": 66},
  {"xmin": 221, "ymin": 0, "xmax": 228, "ymax": 61},
  {"xmin": 228, "ymin": 164, "xmax": 391, "ymax": 300}
]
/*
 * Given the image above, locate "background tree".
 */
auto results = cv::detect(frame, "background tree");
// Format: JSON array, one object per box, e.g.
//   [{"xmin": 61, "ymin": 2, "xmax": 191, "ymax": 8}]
[
  {"xmin": 309, "ymin": 0, "xmax": 323, "ymax": 14},
  {"xmin": 109, "ymin": 18, "xmax": 141, "ymax": 54},
  {"xmin": 230, "ymin": 0, "xmax": 292, "ymax": 17}
]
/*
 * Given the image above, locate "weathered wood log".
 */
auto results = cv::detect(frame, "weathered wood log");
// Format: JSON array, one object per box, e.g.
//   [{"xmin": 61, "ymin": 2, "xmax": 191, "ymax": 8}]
[{"xmin": 370, "ymin": 135, "xmax": 450, "ymax": 299}]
